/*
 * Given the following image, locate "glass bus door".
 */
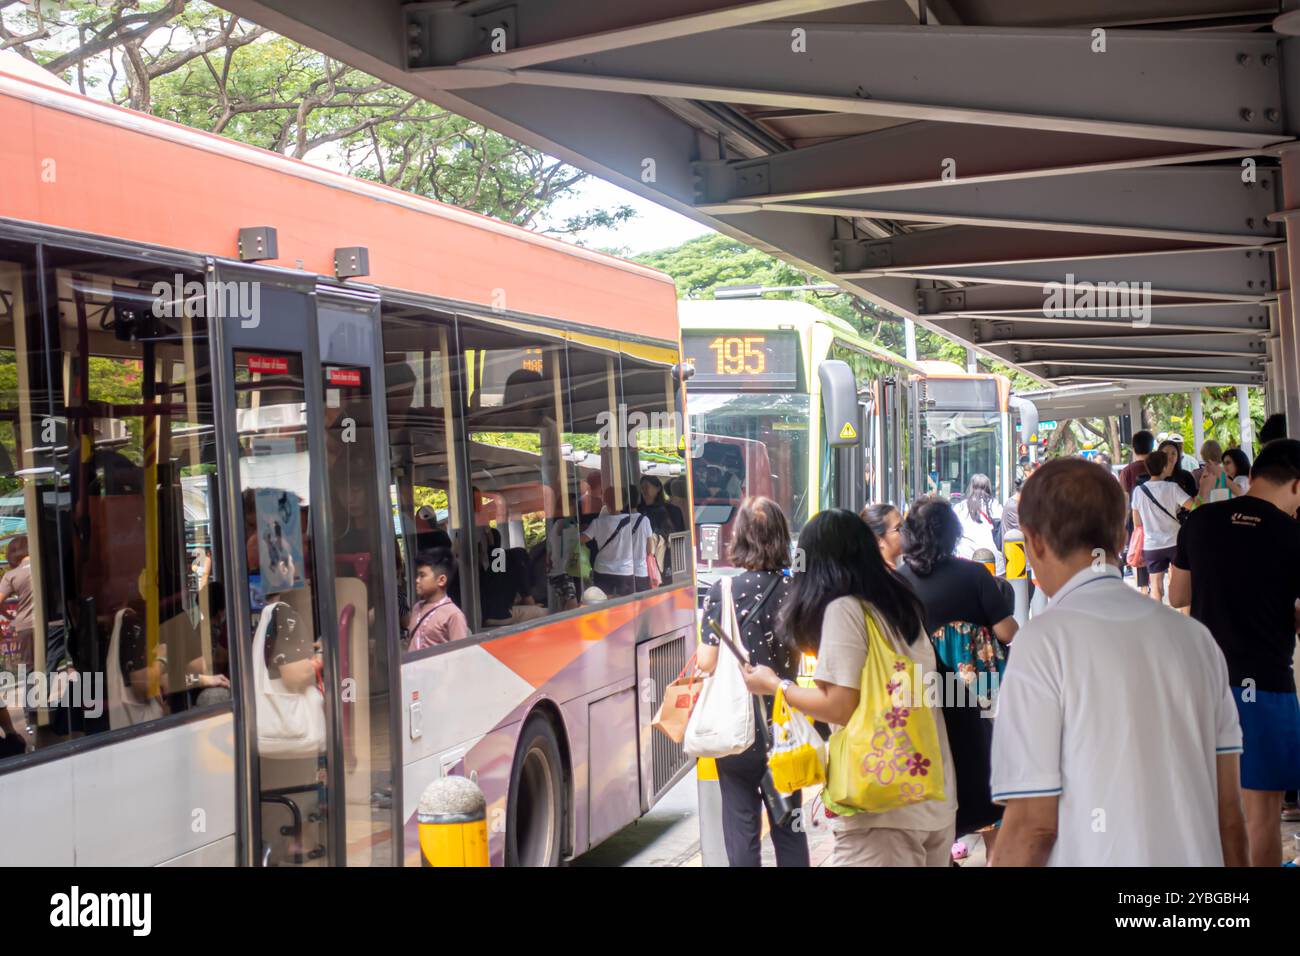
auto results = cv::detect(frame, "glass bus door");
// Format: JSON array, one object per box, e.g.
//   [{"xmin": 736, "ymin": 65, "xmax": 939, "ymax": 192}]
[
  {"xmin": 212, "ymin": 267, "xmax": 398, "ymax": 866},
  {"xmin": 314, "ymin": 286, "xmax": 400, "ymax": 866}
]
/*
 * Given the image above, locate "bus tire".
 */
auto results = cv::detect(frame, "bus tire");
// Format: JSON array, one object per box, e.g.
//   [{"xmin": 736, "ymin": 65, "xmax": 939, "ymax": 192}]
[{"xmin": 505, "ymin": 715, "xmax": 564, "ymax": 867}]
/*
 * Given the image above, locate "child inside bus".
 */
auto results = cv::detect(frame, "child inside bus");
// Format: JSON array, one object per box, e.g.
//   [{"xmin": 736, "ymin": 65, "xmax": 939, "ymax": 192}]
[{"xmin": 407, "ymin": 548, "xmax": 468, "ymax": 650}]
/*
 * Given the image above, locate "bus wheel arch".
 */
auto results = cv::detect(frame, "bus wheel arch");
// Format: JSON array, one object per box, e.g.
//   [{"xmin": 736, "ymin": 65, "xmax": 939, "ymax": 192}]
[{"xmin": 505, "ymin": 702, "xmax": 572, "ymax": 866}]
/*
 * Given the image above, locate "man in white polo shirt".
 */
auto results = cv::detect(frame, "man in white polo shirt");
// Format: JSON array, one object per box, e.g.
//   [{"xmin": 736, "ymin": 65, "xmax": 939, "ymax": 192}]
[{"xmin": 991, "ymin": 457, "xmax": 1248, "ymax": 866}]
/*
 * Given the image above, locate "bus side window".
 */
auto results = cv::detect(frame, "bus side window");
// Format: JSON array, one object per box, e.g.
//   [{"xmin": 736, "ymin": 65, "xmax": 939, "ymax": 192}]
[
  {"xmin": 1, "ymin": 246, "xmax": 229, "ymax": 763},
  {"xmin": 459, "ymin": 321, "xmax": 569, "ymax": 626},
  {"xmin": 379, "ymin": 305, "xmax": 471, "ymax": 651},
  {"xmin": 617, "ymin": 349, "xmax": 684, "ymax": 589}
]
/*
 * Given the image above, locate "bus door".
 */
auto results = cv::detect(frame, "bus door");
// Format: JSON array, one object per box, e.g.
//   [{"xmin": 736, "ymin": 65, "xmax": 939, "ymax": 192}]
[{"xmin": 212, "ymin": 266, "xmax": 399, "ymax": 866}]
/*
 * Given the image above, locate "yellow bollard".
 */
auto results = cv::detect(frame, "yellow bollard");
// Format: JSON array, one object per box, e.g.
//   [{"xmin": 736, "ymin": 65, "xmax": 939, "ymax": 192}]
[
  {"xmin": 419, "ymin": 776, "xmax": 489, "ymax": 867},
  {"xmin": 696, "ymin": 758, "xmax": 727, "ymax": 866},
  {"xmin": 1003, "ymin": 530, "xmax": 1029, "ymax": 625}
]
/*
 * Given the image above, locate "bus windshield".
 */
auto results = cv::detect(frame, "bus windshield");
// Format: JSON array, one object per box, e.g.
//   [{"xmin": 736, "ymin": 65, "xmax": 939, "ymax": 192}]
[
  {"xmin": 688, "ymin": 391, "xmax": 810, "ymax": 550},
  {"xmin": 925, "ymin": 408, "xmax": 1003, "ymax": 499}
]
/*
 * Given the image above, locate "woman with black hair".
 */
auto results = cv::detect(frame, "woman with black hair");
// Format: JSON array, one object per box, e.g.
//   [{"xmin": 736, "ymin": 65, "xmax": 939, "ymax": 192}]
[
  {"xmin": 637, "ymin": 475, "xmax": 685, "ymax": 535},
  {"xmin": 1222, "ymin": 447, "xmax": 1251, "ymax": 497},
  {"xmin": 740, "ymin": 509, "xmax": 956, "ymax": 866},
  {"xmin": 638, "ymin": 475, "xmax": 686, "ymax": 585},
  {"xmin": 896, "ymin": 496, "xmax": 1018, "ymax": 859},
  {"xmin": 1158, "ymin": 439, "xmax": 1199, "ymax": 497},
  {"xmin": 954, "ymin": 474, "xmax": 1004, "ymax": 574},
  {"xmin": 860, "ymin": 503, "xmax": 903, "ymax": 568}
]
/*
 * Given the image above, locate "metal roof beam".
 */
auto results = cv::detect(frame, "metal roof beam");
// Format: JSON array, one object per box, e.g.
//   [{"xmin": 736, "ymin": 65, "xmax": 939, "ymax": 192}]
[
  {"xmin": 738, "ymin": 167, "xmax": 1282, "ymax": 245},
  {"xmin": 927, "ymin": 315, "xmax": 1260, "ymax": 343},
  {"xmin": 463, "ymin": 26, "xmax": 1296, "ymax": 147},
  {"xmin": 1002, "ymin": 332, "xmax": 1267, "ymax": 356},
  {"xmin": 1044, "ymin": 370, "xmax": 1266, "ymax": 385},
  {"xmin": 847, "ymin": 237, "xmax": 1275, "ymax": 300},
  {"xmin": 425, "ymin": 0, "xmax": 875, "ymax": 71},
  {"xmin": 1026, "ymin": 353, "xmax": 1265, "ymax": 372},
  {"xmin": 916, "ymin": 287, "xmax": 1272, "ymax": 323},
  {"xmin": 965, "ymin": 326, "xmax": 1266, "ymax": 350},
  {"xmin": 833, "ymin": 226, "xmax": 1218, "ymax": 275},
  {"xmin": 691, "ymin": 122, "xmax": 1270, "ymax": 207}
]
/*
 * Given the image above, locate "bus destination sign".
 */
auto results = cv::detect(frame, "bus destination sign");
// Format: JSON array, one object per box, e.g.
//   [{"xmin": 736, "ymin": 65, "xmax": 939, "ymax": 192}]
[{"xmin": 682, "ymin": 331, "xmax": 799, "ymax": 389}]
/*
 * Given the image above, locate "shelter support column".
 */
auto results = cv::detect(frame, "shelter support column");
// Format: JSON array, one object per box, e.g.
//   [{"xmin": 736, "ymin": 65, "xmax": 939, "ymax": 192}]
[
  {"xmin": 1127, "ymin": 396, "xmax": 1143, "ymax": 436},
  {"xmin": 1190, "ymin": 390, "xmax": 1204, "ymax": 454},
  {"xmin": 1236, "ymin": 387, "xmax": 1254, "ymax": 451},
  {"xmin": 1272, "ymin": 147, "xmax": 1300, "ymax": 433}
]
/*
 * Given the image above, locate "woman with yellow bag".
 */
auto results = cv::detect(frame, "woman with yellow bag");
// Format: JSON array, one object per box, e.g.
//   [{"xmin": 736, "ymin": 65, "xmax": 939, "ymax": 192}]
[{"xmin": 742, "ymin": 509, "xmax": 957, "ymax": 866}]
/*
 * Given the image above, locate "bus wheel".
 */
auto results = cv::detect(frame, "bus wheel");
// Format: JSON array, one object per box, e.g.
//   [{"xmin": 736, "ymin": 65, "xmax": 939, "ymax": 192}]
[{"xmin": 506, "ymin": 715, "xmax": 563, "ymax": 867}]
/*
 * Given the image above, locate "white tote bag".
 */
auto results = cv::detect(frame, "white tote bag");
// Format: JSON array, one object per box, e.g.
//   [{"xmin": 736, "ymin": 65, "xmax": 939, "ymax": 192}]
[
  {"xmin": 253, "ymin": 601, "xmax": 327, "ymax": 760},
  {"xmin": 106, "ymin": 608, "xmax": 165, "ymax": 730},
  {"xmin": 684, "ymin": 576, "xmax": 755, "ymax": 758}
]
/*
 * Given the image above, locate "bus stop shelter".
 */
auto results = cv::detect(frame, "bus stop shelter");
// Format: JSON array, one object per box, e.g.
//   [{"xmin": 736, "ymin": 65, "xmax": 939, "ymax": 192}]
[{"xmin": 220, "ymin": 0, "xmax": 1300, "ymax": 431}]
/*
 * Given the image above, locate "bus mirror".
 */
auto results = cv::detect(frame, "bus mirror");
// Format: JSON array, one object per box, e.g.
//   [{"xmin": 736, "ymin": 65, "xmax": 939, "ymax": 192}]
[
  {"xmin": 818, "ymin": 360, "xmax": 861, "ymax": 447},
  {"xmin": 1009, "ymin": 396, "xmax": 1040, "ymax": 446}
]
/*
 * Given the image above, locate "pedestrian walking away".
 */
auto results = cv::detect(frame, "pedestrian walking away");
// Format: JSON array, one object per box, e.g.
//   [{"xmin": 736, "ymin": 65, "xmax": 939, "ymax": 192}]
[
  {"xmin": 993, "ymin": 459, "xmax": 1247, "ymax": 867},
  {"xmin": 697, "ymin": 497, "xmax": 807, "ymax": 867},
  {"xmin": 1170, "ymin": 439, "xmax": 1300, "ymax": 867}
]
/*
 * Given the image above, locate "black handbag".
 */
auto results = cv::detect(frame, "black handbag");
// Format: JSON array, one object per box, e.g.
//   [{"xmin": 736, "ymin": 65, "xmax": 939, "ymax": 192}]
[
  {"xmin": 755, "ymin": 693, "xmax": 801, "ymax": 830},
  {"xmin": 724, "ymin": 572, "xmax": 800, "ymax": 830}
]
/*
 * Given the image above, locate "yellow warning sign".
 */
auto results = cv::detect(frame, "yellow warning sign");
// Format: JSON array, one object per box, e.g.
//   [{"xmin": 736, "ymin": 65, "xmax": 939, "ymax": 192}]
[
  {"xmin": 838, "ymin": 421, "xmax": 857, "ymax": 441},
  {"xmin": 1004, "ymin": 540, "xmax": 1027, "ymax": 579}
]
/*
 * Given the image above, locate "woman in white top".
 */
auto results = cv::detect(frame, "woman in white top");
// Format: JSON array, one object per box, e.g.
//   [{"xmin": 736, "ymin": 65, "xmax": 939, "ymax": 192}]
[
  {"xmin": 741, "ymin": 509, "xmax": 956, "ymax": 866},
  {"xmin": 954, "ymin": 474, "xmax": 1004, "ymax": 574},
  {"xmin": 1221, "ymin": 448, "xmax": 1251, "ymax": 498},
  {"xmin": 1131, "ymin": 447, "xmax": 1204, "ymax": 604}
]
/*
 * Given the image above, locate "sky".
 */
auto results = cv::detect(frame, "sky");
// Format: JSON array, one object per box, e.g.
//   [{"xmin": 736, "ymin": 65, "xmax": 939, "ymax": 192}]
[{"xmin": 537, "ymin": 176, "xmax": 714, "ymax": 256}]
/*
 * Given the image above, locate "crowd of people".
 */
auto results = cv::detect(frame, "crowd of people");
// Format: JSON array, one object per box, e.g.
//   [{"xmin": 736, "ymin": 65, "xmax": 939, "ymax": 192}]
[{"xmin": 695, "ymin": 412, "xmax": 1299, "ymax": 868}]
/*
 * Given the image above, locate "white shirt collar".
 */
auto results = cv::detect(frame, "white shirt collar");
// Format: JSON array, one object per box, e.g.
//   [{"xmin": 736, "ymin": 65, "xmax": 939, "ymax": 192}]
[{"xmin": 1046, "ymin": 563, "xmax": 1123, "ymax": 609}]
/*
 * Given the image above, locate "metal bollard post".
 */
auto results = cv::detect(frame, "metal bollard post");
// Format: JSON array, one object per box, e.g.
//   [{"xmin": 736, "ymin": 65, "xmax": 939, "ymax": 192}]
[
  {"xmin": 419, "ymin": 775, "xmax": 489, "ymax": 867},
  {"xmin": 696, "ymin": 758, "xmax": 727, "ymax": 866},
  {"xmin": 1003, "ymin": 530, "xmax": 1029, "ymax": 626}
]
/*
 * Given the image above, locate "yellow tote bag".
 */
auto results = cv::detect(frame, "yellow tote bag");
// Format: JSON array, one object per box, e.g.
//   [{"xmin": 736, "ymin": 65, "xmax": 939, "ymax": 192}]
[
  {"xmin": 824, "ymin": 608, "xmax": 946, "ymax": 815},
  {"xmin": 767, "ymin": 685, "xmax": 826, "ymax": 793}
]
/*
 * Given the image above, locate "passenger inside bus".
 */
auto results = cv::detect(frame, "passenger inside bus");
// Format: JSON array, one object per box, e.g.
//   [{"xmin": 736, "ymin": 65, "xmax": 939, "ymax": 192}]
[{"xmin": 407, "ymin": 547, "xmax": 468, "ymax": 650}]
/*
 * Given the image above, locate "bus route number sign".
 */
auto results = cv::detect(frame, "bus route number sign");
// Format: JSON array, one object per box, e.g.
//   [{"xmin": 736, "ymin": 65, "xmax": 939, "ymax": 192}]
[{"xmin": 682, "ymin": 331, "xmax": 799, "ymax": 388}]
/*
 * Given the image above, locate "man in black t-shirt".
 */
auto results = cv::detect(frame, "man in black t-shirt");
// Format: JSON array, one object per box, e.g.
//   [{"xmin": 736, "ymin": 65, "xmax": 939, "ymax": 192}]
[{"xmin": 1170, "ymin": 438, "xmax": 1300, "ymax": 867}]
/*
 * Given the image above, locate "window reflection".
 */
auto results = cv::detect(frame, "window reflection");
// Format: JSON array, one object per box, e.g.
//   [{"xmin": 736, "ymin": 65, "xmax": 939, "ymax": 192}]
[{"xmin": 0, "ymin": 248, "xmax": 227, "ymax": 764}]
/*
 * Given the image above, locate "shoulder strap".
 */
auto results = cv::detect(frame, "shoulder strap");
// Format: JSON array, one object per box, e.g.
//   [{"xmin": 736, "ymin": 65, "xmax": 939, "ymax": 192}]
[
  {"xmin": 409, "ymin": 601, "xmax": 444, "ymax": 639},
  {"xmin": 1138, "ymin": 482, "xmax": 1179, "ymax": 523},
  {"xmin": 595, "ymin": 515, "xmax": 632, "ymax": 554},
  {"xmin": 738, "ymin": 572, "xmax": 783, "ymax": 625}
]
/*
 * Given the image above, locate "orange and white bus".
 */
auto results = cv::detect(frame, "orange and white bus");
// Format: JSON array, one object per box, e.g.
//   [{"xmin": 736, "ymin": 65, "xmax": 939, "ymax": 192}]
[{"xmin": 0, "ymin": 60, "xmax": 695, "ymax": 866}]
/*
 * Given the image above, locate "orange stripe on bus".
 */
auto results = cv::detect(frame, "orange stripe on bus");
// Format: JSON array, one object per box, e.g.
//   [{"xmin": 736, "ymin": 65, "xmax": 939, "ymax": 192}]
[{"xmin": 483, "ymin": 591, "xmax": 680, "ymax": 689}]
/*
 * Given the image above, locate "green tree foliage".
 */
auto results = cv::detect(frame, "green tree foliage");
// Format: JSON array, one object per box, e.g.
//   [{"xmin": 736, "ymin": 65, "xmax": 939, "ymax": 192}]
[
  {"xmin": 636, "ymin": 233, "xmax": 1006, "ymax": 369},
  {"xmin": 1, "ymin": 0, "xmax": 632, "ymax": 232},
  {"xmin": 1144, "ymin": 388, "xmax": 1265, "ymax": 455},
  {"xmin": 1037, "ymin": 387, "xmax": 1264, "ymax": 464}
]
